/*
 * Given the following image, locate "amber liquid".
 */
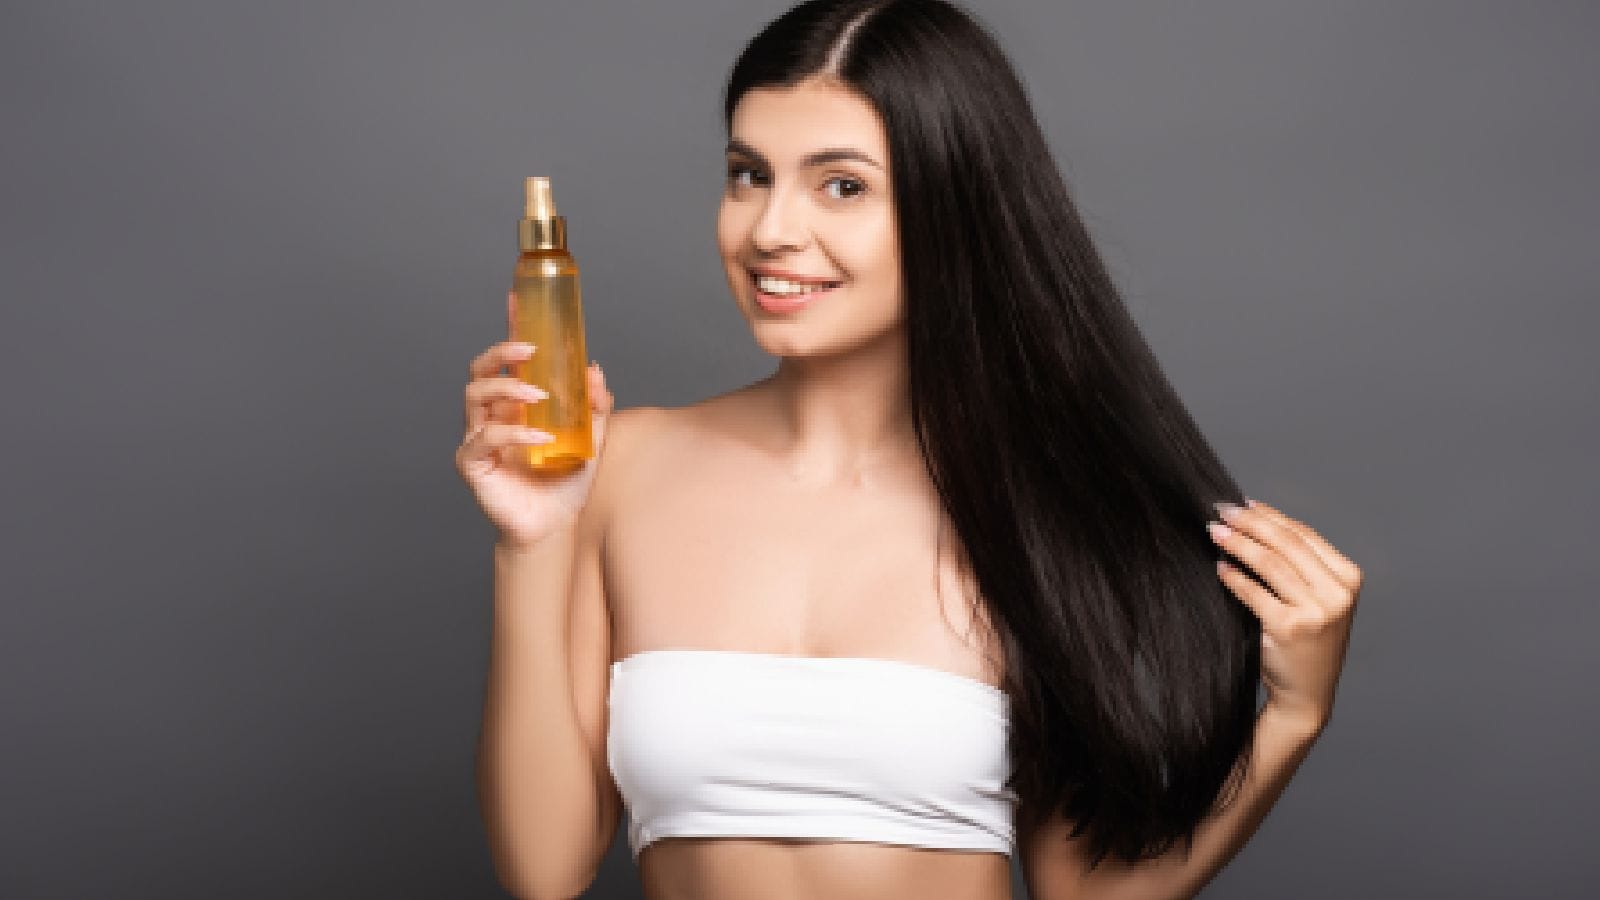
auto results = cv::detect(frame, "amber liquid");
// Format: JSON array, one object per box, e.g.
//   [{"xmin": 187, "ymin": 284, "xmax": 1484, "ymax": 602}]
[{"xmin": 511, "ymin": 248, "xmax": 593, "ymax": 473}]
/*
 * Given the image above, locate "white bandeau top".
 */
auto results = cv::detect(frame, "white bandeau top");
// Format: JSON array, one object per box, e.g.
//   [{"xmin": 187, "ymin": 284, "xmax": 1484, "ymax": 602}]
[{"xmin": 606, "ymin": 648, "xmax": 1018, "ymax": 861}]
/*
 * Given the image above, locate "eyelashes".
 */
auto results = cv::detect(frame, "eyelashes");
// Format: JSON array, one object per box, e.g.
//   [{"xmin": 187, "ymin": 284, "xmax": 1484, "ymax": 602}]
[{"xmin": 725, "ymin": 164, "xmax": 867, "ymax": 201}]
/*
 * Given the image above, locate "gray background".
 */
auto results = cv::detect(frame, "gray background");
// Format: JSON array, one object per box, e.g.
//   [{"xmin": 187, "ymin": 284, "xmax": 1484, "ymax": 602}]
[{"xmin": 2, "ymin": 1, "xmax": 1594, "ymax": 897}]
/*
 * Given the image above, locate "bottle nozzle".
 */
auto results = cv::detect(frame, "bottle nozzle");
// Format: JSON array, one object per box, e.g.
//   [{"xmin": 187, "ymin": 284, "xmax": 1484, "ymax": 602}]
[
  {"xmin": 524, "ymin": 176, "xmax": 557, "ymax": 220},
  {"xmin": 518, "ymin": 176, "xmax": 566, "ymax": 251}
]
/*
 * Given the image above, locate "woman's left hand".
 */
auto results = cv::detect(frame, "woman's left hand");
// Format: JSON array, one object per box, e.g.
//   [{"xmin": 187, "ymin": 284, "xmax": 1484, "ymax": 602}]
[{"xmin": 1208, "ymin": 498, "xmax": 1363, "ymax": 734}]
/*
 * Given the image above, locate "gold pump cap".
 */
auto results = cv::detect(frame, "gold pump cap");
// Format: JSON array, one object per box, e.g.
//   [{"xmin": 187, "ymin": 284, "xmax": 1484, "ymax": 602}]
[{"xmin": 518, "ymin": 176, "xmax": 567, "ymax": 251}]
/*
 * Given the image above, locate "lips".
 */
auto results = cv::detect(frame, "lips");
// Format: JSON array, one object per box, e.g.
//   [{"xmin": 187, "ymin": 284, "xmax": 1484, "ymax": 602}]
[
  {"xmin": 751, "ymin": 272, "xmax": 842, "ymax": 313},
  {"xmin": 747, "ymin": 266, "xmax": 842, "ymax": 286},
  {"xmin": 748, "ymin": 270, "xmax": 842, "ymax": 291}
]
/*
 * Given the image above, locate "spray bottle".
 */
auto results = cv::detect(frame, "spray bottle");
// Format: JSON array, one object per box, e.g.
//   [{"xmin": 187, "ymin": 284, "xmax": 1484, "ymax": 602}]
[{"xmin": 511, "ymin": 176, "xmax": 593, "ymax": 472}]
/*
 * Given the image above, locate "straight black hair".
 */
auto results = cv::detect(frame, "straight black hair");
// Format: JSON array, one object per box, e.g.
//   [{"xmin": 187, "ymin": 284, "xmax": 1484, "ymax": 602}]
[{"xmin": 722, "ymin": 0, "xmax": 1264, "ymax": 870}]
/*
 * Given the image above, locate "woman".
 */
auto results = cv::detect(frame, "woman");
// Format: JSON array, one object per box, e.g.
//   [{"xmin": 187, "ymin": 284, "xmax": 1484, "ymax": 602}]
[{"xmin": 459, "ymin": 1, "xmax": 1362, "ymax": 898}]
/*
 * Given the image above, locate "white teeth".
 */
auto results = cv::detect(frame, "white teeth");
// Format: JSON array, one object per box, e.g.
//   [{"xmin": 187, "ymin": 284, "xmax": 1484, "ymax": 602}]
[{"xmin": 755, "ymin": 274, "xmax": 840, "ymax": 295}]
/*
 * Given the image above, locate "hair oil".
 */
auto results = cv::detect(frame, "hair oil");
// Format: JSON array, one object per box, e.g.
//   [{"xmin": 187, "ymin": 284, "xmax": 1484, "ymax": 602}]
[{"xmin": 511, "ymin": 176, "xmax": 593, "ymax": 472}]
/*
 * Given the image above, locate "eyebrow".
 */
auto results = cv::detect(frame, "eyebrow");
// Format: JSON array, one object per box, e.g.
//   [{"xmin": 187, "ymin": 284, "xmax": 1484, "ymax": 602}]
[{"xmin": 725, "ymin": 138, "xmax": 883, "ymax": 171}]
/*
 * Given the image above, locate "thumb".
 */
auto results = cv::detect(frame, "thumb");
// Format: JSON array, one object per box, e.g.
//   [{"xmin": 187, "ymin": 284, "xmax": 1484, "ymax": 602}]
[{"xmin": 587, "ymin": 361, "xmax": 614, "ymax": 450}]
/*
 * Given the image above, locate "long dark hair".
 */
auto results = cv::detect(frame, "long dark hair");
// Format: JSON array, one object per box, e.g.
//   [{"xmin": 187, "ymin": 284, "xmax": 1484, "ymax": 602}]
[{"xmin": 723, "ymin": 0, "xmax": 1264, "ymax": 870}]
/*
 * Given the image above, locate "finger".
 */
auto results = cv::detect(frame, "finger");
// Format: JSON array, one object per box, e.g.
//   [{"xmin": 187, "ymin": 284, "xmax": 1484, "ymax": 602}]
[
  {"xmin": 1208, "ymin": 505, "xmax": 1319, "ymax": 607},
  {"xmin": 466, "ymin": 376, "xmax": 547, "ymax": 409},
  {"xmin": 587, "ymin": 361, "xmax": 613, "ymax": 416},
  {"xmin": 469, "ymin": 340, "xmax": 536, "ymax": 382},
  {"xmin": 584, "ymin": 361, "xmax": 615, "ymax": 451},
  {"xmin": 1247, "ymin": 498, "xmax": 1364, "ymax": 591},
  {"xmin": 1216, "ymin": 558, "xmax": 1280, "ymax": 630},
  {"xmin": 487, "ymin": 397, "xmax": 519, "ymax": 429},
  {"xmin": 456, "ymin": 421, "xmax": 555, "ymax": 468},
  {"xmin": 465, "ymin": 375, "xmax": 548, "ymax": 432},
  {"xmin": 1211, "ymin": 501, "xmax": 1343, "ymax": 613}
]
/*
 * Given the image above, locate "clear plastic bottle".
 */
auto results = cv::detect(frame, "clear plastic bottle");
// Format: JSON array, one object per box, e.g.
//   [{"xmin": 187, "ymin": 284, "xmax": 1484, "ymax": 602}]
[{"xmin": 510, "ymin": 176, "xmax": 593, "ymax": 473}]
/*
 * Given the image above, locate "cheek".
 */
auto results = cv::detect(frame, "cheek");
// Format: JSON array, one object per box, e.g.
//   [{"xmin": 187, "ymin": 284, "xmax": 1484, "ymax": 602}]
[
  {"xmin": 840, "ymin": 217, "xmax": 899, "ymax": 290},
  {"xmin": 716, "ymin": 202, "xmax": 745, "ymax": 256},
  {"xmin": 715, "ymin": 201, "xmax": 737, "ymax": 254},
  {"xmin": 716, "ymin": 198, "xmax": 755, "ymax": 248}
]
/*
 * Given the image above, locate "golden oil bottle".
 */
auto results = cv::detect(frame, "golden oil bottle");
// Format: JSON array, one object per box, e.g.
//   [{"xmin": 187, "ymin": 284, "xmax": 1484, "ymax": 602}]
[{"xmin": 511, "ymin": 176, "xmax": 593, "ymax": 472}]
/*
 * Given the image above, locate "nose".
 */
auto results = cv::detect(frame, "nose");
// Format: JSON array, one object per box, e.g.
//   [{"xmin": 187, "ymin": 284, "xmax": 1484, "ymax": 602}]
[{"xmin": 750, "ymin": 181, "xmax": 810, "ymax": 253}]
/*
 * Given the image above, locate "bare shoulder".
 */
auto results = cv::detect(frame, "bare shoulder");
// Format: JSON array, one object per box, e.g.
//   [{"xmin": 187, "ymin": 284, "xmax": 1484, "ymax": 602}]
[
  {"xmin": 606, "ymin": 384, "xmax": 767, "ymax": 482},
  {"xmin": 589, "ymin": 381, "xmax": 771, "ymax": 531},
  {"xmin": 602, "ymin": 404, "xmax": 667, "ymax": 458},
  {"xmin": 586, "ymin": 405, "xmax": 667, "ymax": 522}
]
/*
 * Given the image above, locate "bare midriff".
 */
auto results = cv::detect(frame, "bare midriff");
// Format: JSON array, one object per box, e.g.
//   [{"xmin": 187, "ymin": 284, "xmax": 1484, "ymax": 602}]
[{"xmin": 637, "ymin": 837, "xmax": 1014, "ymax": 900}]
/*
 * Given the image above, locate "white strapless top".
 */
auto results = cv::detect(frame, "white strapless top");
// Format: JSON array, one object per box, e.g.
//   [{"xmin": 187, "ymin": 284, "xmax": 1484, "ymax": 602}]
[{"xmin": 606, "ymin": 648, "xmax": 1018, "ymax": 860}]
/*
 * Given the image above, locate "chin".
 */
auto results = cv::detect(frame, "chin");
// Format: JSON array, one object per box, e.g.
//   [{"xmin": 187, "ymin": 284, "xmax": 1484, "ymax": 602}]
[{"xmin": 748, "ymin": 323, "xmax": 823, "ymax": 358}]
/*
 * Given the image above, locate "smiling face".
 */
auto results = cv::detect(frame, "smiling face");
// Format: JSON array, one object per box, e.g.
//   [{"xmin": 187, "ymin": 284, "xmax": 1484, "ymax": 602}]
[{"xmin": 717, "ymin": 77, "xmax": 901, "ymax": 358}]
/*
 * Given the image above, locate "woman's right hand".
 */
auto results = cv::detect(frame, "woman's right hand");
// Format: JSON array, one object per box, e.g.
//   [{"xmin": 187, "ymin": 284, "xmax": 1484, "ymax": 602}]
[{"xmin": 454, "ymin": 335, "xmax": 615, "ymax": 550}]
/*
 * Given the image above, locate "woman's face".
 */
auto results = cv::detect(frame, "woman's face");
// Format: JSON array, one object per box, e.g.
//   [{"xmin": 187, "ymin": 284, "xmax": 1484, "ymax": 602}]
[{"xmin": 717, "ymin": 77, "xmax": 901, "ymax": 358}]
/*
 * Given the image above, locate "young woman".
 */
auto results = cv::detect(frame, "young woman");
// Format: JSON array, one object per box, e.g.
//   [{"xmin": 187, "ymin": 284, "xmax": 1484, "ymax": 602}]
[{"xmin": 458, "ymin": 2, "xmax": 1362, "ymax": 898}]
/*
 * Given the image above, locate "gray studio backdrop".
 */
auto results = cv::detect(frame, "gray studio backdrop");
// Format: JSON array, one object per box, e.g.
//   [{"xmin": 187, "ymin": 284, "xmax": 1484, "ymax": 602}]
[{"xmin": 3, "ymin": 1, "xmax": 1594, "ymax": 897}]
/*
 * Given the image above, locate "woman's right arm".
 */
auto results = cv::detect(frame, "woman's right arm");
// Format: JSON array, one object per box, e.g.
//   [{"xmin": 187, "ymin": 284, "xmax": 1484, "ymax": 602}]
[
  {"xmin": 477, "ymin": 487, "xmax": 619, "ymax": 900},
  {"xmin": 456, "ymin": 332, "xmax": 634, "ymax": 899}
]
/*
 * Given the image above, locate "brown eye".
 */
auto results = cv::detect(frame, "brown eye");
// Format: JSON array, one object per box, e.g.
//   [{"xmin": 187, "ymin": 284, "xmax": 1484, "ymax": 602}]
[
  {"xmin": 727, "ymin": 164, "xmax": 764, "ymax": 188},
  {"xmin": 825, "ymin": 176, "xmax": 866, "ymax": 200}
]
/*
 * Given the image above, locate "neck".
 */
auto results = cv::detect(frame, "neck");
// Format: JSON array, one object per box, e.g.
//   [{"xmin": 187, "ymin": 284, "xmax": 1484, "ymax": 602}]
[{"xmin": 758, "ymin": 330, "xmax": 917, "ymax": 486}]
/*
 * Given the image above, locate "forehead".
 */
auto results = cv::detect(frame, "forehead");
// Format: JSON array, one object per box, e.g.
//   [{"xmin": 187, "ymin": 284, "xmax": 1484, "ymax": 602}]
[{"xmin": 728, "ymin": 80, "xmax": 888, "ymax": 164}]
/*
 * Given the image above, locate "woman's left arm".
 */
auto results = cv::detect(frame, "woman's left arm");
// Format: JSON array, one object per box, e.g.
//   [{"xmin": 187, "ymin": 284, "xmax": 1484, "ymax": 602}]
[
  {"xmin": 1030, "ymin": 499, "xmax": 1362, "ymax": 900},
  {"xmin": 1058, "ymin": 703, "xmax": 1323, "ymax": 900}
]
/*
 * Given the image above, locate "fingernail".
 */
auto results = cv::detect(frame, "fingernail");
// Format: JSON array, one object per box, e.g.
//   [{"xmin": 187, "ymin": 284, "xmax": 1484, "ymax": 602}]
[
  {"xmin": 1207, "ymin": 520, "xmax": 1233, "ymax": 540},
  {"xmin": 1215, "ymin": 502, "xmax": 1243, "ymax": 522}
]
